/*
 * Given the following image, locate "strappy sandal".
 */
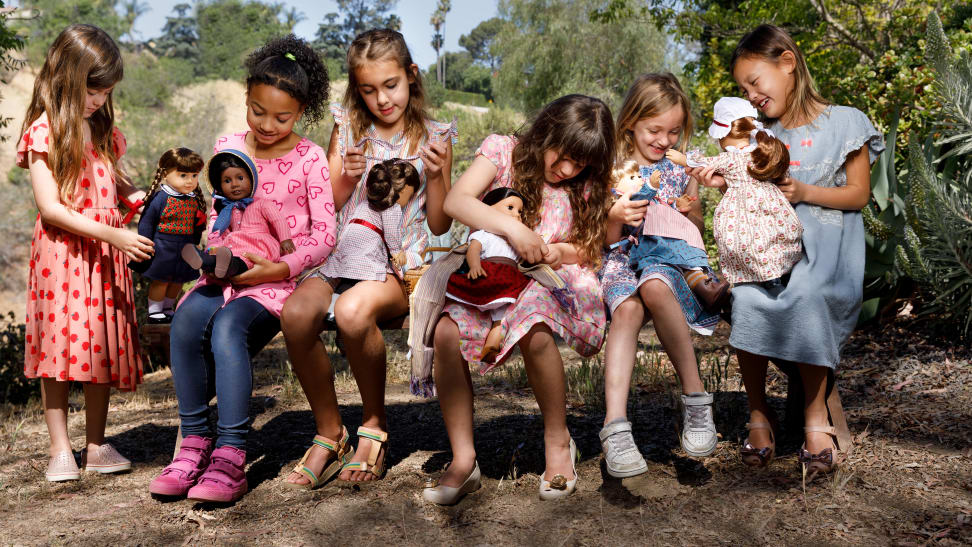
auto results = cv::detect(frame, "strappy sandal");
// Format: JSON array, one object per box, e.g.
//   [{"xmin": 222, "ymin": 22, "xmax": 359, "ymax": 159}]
[
  {"xmin": 740, "ymin": 421, "xmax": 776, "ymax": 468},
  {"xmin": 285, "ymin": 427, "xmax": 354, "ymax": 490},
  {"xmin": 338, "ymin": 426, "xmax": 388, "ymax": 485},
  {"xmin": 798, "ymin": 425, "xmax": 842, "ymax": 477}
]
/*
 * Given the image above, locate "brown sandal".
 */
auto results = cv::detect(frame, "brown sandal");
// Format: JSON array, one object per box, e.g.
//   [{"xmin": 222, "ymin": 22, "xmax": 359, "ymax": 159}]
[
  {"xmin": 337, "ymin": 426, "xmax": 388, "ymax": 485},
  {"xmin": 285, "ymin": 426, "xmax": 354, "ymax": 490},
  {"xmin": 740, "ymin": 421, "xmax": 776, "ymax": 468},
  {"xmin": 798, "ymin": 425, "xmax": 842, "ymax": 477}
]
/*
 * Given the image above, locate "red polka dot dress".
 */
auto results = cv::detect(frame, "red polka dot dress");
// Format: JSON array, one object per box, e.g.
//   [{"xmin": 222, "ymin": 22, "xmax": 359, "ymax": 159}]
[{"xmin": 18, "ymin": 113, "xmax": 143, "ymax": 390}]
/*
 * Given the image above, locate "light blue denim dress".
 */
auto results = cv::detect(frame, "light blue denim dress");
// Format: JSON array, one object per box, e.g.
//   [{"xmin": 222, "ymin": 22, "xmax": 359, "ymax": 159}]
[{"xmin": 729, "ymin": 105, "xmax": 884, "ymax": 369}]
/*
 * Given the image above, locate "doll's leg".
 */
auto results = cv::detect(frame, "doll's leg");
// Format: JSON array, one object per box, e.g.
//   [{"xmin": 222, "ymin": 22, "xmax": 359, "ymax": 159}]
[
  {"xmin": 147, "ymin": 280, "xmax": 169, "ymax": 321},
  {"xmin": 682, "ymin": 267, "xmax": 730, "ymax": 313},
  {"xmin": 479, "ymin": 306, "xmax": 508, "ymax": 362}
]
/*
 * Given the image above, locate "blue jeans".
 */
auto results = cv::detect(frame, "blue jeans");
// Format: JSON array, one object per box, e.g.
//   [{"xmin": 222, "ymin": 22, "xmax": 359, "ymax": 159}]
[{"xmin": 169, "ymin": 284, "xmax": 280, "ymax": 449}]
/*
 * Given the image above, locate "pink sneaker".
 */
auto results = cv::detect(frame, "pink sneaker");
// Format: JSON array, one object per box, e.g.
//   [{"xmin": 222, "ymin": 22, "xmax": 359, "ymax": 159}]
[
  {"xmin": 187, "ymin": 446, "xmax": 247, "ymax": 503},
  {"xmin": 149, "ymin": 435, "xmax": 213, "ymax": 497}
]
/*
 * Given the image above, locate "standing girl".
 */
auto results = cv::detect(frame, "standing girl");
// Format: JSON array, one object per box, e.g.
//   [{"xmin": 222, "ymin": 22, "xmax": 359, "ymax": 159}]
[
  {"xmin": 280, "ymin": 29, "xmax": 455, "ymax": 488},
  {"xmin": 19, "ymin": 25, "xmax": 152, "ymax": 481},
  {"xmin": 598, "ymin": 73, "xmax": 720, "ymax": 479},
  {"xmin": 149, "ymin": 35, "xmax": 336, "ymax": 502},
  {"xmin": 424, "ymin": 94, "xmax": 612, "ymax": 504},
  {"xmin": 719, "ymin": 24, "xmax": 882, "ymax": 474}
]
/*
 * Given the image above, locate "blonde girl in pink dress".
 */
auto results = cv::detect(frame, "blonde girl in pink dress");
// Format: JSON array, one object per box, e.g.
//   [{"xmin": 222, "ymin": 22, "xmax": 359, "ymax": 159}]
[
  {"xmin": 19, "ymin": 25, "xmax": 153, "ymax": 482},
  {"xmin": 423, "ymin": 95, "xmax": 613, "ymax": 504},
  {"xmin": 281, "ymin": 29, "xmax": 455, "ymax": 488}
]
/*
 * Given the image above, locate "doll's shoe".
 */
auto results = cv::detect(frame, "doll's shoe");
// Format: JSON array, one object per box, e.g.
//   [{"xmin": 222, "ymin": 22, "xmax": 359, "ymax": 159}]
[
  {"xmin": 539, "ymin": 437, "xmax": 578, "ymax": 500},
  {"xmin": 599, "ymin": 419, "xmax": 648, "ymax": 478},
  {"xmin": 81, "ymin": 443, "xmax": 132, "ymax": 474},
  {"xmin": 46, "ymin": 451, "xmax": 81, "ymax": 482},
  {"xmin": 692, "ymin": 272, "xmax": 731, "ymax": 313},
  {"xmin": 181, "ymin": 244, "xmax": 203, "ymax": 269},
  {"xmin": 148, "ymin": 312, "xmax": 171, "ymax": 324},
  {"xmin": 740, "ymin": 422, "xmax": 776, "ymax": 468},
  {"xmin": 212, "ymin": 247, "xmax": 234, "ymax": 279},
  {"xmin": 187, "ymin": 446, "xmax": 247, "ymax": 503},
  {"xmin": 150, "ymin": 435, "xmax": 213, "ymax": 497},
  {"xmin": 422, "ymin": 461, "xmax": 482, "ymax": 505}
]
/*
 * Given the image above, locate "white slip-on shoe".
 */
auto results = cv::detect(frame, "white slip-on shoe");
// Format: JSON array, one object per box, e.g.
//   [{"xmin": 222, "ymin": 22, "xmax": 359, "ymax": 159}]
[
  {"xmin": 422, "ymin": 461, "xmax": 481, "ymax": 505},
  {"xmin": 539, "ymin": 437, "xmax": 578, "ymax": 500}
]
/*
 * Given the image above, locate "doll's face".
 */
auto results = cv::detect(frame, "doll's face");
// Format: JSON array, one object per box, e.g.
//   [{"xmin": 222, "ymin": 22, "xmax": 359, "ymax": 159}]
[
  {"xmin": 543, "ymin": 149, "xmax": 585, "ymax": 184},
  {"xmin": 164, "ymin": 169, "xmax": 200, "ymax": 194},
  {"xmin": 219, "ymin": 167, "xmax": 252, "ymax": 201},
  {"xmin": 629, "ymin": 107, "xmax": 684, "ymax": 164},
  {"xmin": 246, "ymin": 83, "xmax": 304, "ymax": 147},
  {"xmin": 490, "ymin": 195, "xmax": 523, "ymax": 221}
]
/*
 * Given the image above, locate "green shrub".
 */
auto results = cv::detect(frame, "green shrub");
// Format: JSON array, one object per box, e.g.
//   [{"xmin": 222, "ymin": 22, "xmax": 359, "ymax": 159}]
[{"xmin": 0, "ymin": 312, "xmax": 35, "ymax": 405}]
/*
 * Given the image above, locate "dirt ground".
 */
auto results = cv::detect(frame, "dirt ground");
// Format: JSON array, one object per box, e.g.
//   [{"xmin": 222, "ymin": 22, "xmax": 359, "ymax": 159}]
[{"xmin": 0, "ymin": 320, "xmax": 970, "ymax": 546}]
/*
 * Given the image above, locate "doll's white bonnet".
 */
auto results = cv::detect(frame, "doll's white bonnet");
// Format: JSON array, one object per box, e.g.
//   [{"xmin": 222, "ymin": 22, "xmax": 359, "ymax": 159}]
[{"xmin": 708, "ymin": 97, "xmax": 759, "ymax": 140}]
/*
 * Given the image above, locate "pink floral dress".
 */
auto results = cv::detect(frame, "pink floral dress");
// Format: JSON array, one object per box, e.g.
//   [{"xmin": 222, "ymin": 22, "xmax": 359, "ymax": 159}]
[
  {"xmin": 19, "ymin": 114, "xmax": 142, "ymax": 390},
  {"xmin": 444, "ymin": 134, "xmax": 606, "ymax": 371}
]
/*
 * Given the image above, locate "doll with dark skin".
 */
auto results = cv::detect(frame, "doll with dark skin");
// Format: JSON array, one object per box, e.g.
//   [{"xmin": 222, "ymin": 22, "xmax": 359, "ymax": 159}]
[
  {"xmin": 444, "ymin": 187, "xmax": 530, "ymax": 363},
  {"xmin": 181, "ymin": 151, "xmax": 295, "ymax": 279}
]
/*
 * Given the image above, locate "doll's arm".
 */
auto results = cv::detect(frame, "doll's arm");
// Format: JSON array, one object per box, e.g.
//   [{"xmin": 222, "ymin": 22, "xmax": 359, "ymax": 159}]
[
  {"xmin": 137, "ymin": 192, "xmax": 163, "ymax": 243},
  {"xmin": 381, "ymin": 205, "xmax": 407, "ymax": 270},
  {"xmin": 465, "ymin": 239, "xmax": 485, "ymax": 279},
  {"xmin": 665, "ymin": 149, "xmax": 688, "ymax": 167}
]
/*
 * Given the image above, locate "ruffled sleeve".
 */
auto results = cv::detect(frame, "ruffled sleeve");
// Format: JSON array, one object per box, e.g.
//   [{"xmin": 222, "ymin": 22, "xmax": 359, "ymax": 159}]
[
  {"xmin": 475, "ymin": 134, "xmax": 516, "ymax": 189},
  {"xmin": 16, "ymin": 115, "xmax": 51, "ymax": 169},
  {"xmin": 426, "ymin": 116, "xmax": 459, "ymax": 146},
  {"xmin": 111, "ymin": 127, "xmax": 127, "ymax": 158},
  {"xmin": 330, "ymin": 103, "xmax": 349, "ymax": 156},
  {"xmin": 835, "ymin": 106, "xmax": 885, "ymax": 167}
]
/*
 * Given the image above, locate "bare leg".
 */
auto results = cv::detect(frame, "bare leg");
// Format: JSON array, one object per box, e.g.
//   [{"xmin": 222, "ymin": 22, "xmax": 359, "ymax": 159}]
[
  {"xmin": 737, "ymin": 349, "xmax": 773, "ymax": 448},
  {"xmin": 797, "ymin": 363, "xmax": 832, "ymax": 453},
  {"xmin": 280, "ymin": 277, "xmax": 343, "ymax": 486},
  {"xmin": 334, "ymin": 276, "xmax": 408, "ymax": 482},
  {"xmin": 603, "ymin": 297, "xmax": 645, "ymax": 425},
  {"xmin": 164, "ymin": 282, "xmax": 182, "ymax": 300},
  {"xmin": 432, "ymin": 316, "xmax": 478, "ymax": 488},
  {"xmin": 41, "ymin": 378, "xmax": 71, "ymax": 457},
  {"xmin": 83, "ymin": 383, "xmax": 111, "ymax": 451},
  {"xmin": 519, "ymin": 324, "xmax": 573, "ymax": 482},
  {"xmin": 639, "ymin": 280, "xmax": 704, "ymax": 394},
  {"xmin": 147, "ymin": 280, "xmax": 167, "ymax": 302}
]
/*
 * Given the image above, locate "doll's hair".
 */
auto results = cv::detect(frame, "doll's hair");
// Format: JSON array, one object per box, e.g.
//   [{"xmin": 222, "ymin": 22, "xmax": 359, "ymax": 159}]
[
  {"xmin": 209, "ymin": 154, "xmax": 254, "ymax": 213},
  {"xmin": 246, "ymin": 34, "xmax": 329, "ymax": 126},
  {"xmin": 21, "ymin": 24, "xmax": 124, "ymax": 206},
  {"xmin": 615, "ymin": 73, "xmax": 693, "ymax": 162},
  {"xmin": 343, "ymin": 29, "xmax": 429, "ymax": 156},
  {"xmin": 726, "ymin": 117, "xmax": 790, "ymax": 184},
  {"xmin": 731, "ymin": 24, "xmax": 829, "ymax": 125},
  {"xmin": 481, "ymin": 187, "xmax": 524, "ymax": 207},
  {"xmin": 146, "ymin": 147, "xmax": 205, "ymax": 212},
  {"xmin": 366, "ymin": 158, "xmax": 420, "ymax": 212},
  {"xmin": 611, "ymin": 160, "xmax": 640, "ymax": 186},
  {"xmin": 511, "ymin": 94, "xmax": 614, "ymax": 268}
]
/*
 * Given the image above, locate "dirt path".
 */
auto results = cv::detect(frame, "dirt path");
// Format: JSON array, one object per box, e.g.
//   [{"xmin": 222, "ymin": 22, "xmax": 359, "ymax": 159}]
[{"xmin": 0, "ymin": 323, "xmax": 969, "ymax": 545}]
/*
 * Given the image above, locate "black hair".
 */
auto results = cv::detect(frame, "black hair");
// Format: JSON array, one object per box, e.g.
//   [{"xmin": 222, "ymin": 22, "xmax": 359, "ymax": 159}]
[
  {"xmin": 366, "ymin": 159, "xmax": 420, "ymax": 212},
  {"xmin": 209, "ymin": 154, "xmax": 253, "ymax": 212},
  {"xmin": 482, "ymin": 187, "xmax": 524, "ymax": 207},
  {"xmin": 245, "ymin": 34, "xmax": 329, "ymax": 126}
]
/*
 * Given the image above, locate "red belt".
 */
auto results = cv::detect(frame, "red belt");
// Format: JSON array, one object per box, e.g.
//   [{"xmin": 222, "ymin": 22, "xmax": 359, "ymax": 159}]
[{"xmin": 351, "ymin": 218, "xmax": 383, "ymax": 236}]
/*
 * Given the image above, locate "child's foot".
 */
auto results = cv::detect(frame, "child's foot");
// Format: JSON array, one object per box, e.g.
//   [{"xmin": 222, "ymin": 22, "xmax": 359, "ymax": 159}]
[
  {"xmin": 599, "ymin": 419, "xmax": 648, "ymax": 478},
  {"xmin": 680, "ymin": 392, "xmax": 717, "ymax": 457},
  {"xmin": 338, "ymin": 427, "xmax": 388, "ymax": 483},
  {"xmin": 187, "ymin": 446, "xmax": 248, "ymax": 502},
  {"xmin": 81, "ymin": 443, "xmax": 132, "ymax": 474},
  {"xmin": 150, "ymin": 435, "xmax": 213, "ymax": 496},
  {"xmin": 212, "ymin": 247, "xmax": 233, "ymax": 279},
  {"xmin": 46, "ymin": 450, "xmax": 80, "ymax": 482},
  {"xmin": 181, "ymin": 244, "xmax": 203, "ymax": 269},
  {"xmin": 478, "ymin": 326, "xmax": 504, "ymax": 363},
  {"xmin": 539, "ymin": 436, "xmax": 577, "ymax": 500}
]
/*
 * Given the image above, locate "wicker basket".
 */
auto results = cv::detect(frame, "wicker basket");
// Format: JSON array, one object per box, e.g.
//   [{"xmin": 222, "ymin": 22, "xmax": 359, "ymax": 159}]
[{"xmin": 403, "ymin": 246, "xmax": 452, "ymax": 296}]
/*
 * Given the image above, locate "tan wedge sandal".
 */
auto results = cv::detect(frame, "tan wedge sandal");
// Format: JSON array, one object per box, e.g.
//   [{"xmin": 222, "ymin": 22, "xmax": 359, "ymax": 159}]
[
  {"xmin": 798, "ymin": 425, "xmax": 842, "ymax": 477},
  {"xmin": 740, "ymin": 421, "xmax": 776, "ymax": 468},
  {"xmin": 337, "ymin": 426, "xmax": 388, "ymax": 485},
  {"xmin": 285, "ymin": 426, "xmax": 354, "ymax": 490}
]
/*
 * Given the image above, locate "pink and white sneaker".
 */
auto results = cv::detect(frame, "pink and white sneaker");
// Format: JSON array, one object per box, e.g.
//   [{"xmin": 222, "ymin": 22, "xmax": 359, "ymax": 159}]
[
  {"xmin": 81, "ymin": 443, "xmax": 132, "ymax": 474},
  {"xmin": 149, "ymin": 435, "xmax": 213, "ymax": 497},
  {"xmin": 187, "ymin": 446, "xmax": 247, "ymax": 503}
]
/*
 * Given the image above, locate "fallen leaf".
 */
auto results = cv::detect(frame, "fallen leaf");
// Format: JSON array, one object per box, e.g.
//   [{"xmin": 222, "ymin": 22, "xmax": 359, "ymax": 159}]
[{"xmin": 892, "ymin": 378, "xmax": 914, "ymax": 391}]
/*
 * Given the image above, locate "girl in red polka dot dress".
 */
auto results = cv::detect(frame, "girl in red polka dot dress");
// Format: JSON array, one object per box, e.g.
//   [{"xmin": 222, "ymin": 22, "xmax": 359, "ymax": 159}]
[{"xmin": 17, "ymin": 25, "xmax": 153, "ymax": 482}]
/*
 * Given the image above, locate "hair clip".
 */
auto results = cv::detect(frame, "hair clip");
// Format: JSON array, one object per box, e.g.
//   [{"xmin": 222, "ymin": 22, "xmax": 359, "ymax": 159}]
[{"xmin": 283, "ymin": 52, "xmax": 296, "ymax": 61}]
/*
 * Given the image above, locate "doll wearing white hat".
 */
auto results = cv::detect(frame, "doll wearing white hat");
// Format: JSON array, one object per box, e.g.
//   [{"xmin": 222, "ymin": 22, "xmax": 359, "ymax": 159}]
[{"xmin": 666, "ymin": 97, "xmax": 804, "ymax": 285}]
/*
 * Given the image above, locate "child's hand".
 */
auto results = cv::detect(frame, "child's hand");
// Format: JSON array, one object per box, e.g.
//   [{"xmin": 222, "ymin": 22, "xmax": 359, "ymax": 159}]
[
  {"xmin": 420, "ymin": 141, "xmax": 449, "ymax": 179},
  {"xmin": 541, "ymin": 243, "xmax": 564, "ymax": 270},
  {"xmin": 608, "ymin": 193, "xmax": 649, "ymax": 227},
  {"xmin": 777, "ymin": 176, "xmax": 807, "ymax": 204},
  {"xmin": 467, "ymin": 263, "xmax": 486, "ymax": 279},
  {"xmin": 506, "ymin": 222, "xmax": 547, "ymax": 265},
  {"xmin": 391, "ymin": 251, "xmax": 406, "ymax": 269},
  {"xmin": 675, "ymin": 194, "xmax": 697, "ymax": 212},
  {"xmin": 110, "ymin": 227, "xmax": 154, "ymax": 261},
  {"xmin": 649, "ymin": 170, "xmax": 662, "ymax": 189},
  {"xmin": 665, "ymin": 149, "xmax": 688, "ymax": 166},
  {"xmin": 280, "ymin": 239, "xmax": 296, "ymax": 255},
  {"xmin": 687, "ymin": 165, "xmax": 726, "ymax": 189},
  {"xmin": 343, "ymin": 144, "xmax": 367, "ymax": 182}
]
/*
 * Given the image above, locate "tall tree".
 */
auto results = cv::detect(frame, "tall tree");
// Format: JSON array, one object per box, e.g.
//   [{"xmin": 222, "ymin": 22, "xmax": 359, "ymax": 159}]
[
  {"xmin": 16, "ymin": 0, "xmax": 130, "ymax": 64},
  {"xmin": 312, "ymin": 0, "xmax": 400, "ymax": 64},
  {"xmin": 195, "ymin": 0, "xmax": 289, "ymax": 80},
  {"xmin": 0, "ymin": 1, "xmax": 26, "ymax": 143},
  {"xmin": 429, "ymin": 1, "xmax": 451, "ymax": 84},
  {"xmin": 153, "ymin": 3, "xmax": 198, "ymax": 60},
  {"xmin": 459, "ymin": 16, "xmax": 502, "ymax": 69}
]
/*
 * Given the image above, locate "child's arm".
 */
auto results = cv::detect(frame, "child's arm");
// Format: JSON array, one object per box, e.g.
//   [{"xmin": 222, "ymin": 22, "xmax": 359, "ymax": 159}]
[
  {"xmin": 421, "ymin": 139, "xmax": 454, "ymax": 236},
  {"xmin": 465, "ymin": 239, "xmax": 485, "ymax": 279},
  {"xmin": 605, "ymin": 194, "xmax": 649, "ymax": 246},
  {"xmin": 110, "ymin": 129, "xmax": 146, "ymax": 205},
  {"xmin": 275, "ymin": 158, "xmax": 338, "ymax": 280},
  {"xmin": 444, "ymin": 154, "xmax": 546, "ymax": 265},
  {"xmin": 27, "ymin": 151, "xmax": 153, "ymax": 261},
  {"xmin": 327, "ymin": 124, "xmax": 364, "ymax": 212},
  {"xmin": 780, "ymin": 145, "xmax": 871, "ymax": 210}
]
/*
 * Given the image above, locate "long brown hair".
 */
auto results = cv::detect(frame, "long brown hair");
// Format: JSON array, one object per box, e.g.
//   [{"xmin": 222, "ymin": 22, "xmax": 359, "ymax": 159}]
[
  {"xmin": 730, "ymin": 24, "xmax": 829, "ymax": 126},
  {"xmin": 20, "ymin": 24, "xmax": 124, "ymax": 206},
  {"xmin": 725, "ymin": 117, "xmax": 789, "ymax": 184},
  {"xmin": 343, "ymin": 29, "xmax": 429, "ymax": 155},
  {"xmin": 615, "ymin": 73, "xmax": 693, "ymax": 163},
  {"xmin": 511, "ymin": 94, "xmax": 615, "ymax": 268},
  {"xmin": 146, "ymin": 148, "xmax": 206, "ymax": 212}
]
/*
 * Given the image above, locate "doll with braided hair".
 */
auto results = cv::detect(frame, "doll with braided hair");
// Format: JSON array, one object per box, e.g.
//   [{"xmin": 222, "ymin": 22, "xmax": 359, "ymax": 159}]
[{"xmin": 129, "ymin": 147, "xmax": 207, "ymax": 323}]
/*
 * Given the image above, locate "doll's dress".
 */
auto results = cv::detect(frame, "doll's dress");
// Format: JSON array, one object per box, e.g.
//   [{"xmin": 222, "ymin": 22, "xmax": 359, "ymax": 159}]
[
  {"xmin": 444, "ymin": 230, "xmax": 531, "ymax": 313},
  {"xmin": 132, "ymin": 184, "xmax": 204, "ymax": 283}
]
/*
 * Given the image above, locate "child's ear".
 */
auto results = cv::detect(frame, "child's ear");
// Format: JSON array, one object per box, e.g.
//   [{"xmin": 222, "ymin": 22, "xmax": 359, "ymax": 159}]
[
  {"xmin": 779, "ymin": 50, "xmax": 797, "ymax": 75},
  {"xmin": 407, "ymin": 63, "xmax": 419, "ymax": 82}
]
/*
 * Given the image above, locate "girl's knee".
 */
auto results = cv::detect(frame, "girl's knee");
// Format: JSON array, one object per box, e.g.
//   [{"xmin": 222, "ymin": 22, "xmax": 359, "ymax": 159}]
[
  {"xmin": 520, "ymin": 324, "xmax": 556, "ymax": 356},
  {"xmin": 433, "ymin": 316, "xmax": 460, "ymax": 353},
  {"xmin": 280, "ymin": 295, "xmax": 326, "ymax": 336},
  {"xmin": 612, "ymin": 298, "xmax": 645, "ymax": 326},
  {"xmin": 333, "ymin": 294, "xmax": 372, "ymax": 335}
]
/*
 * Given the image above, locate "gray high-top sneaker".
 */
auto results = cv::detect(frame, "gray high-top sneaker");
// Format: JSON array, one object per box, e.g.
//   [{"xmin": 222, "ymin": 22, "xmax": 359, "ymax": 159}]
[
  {"xmin": 680, "ymin": 392, "xmax": 717, "ymax": 457},
  {"xmin": 599, "ymin": 419, "xmax": 648, "ymax": 478}
]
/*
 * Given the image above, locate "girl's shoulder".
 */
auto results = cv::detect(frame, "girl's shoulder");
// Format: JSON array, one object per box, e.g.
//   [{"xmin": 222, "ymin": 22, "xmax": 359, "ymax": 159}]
[
  {"xmin": 330, "ymin": 103, "xmax": 348, "ymax": 127},
  {"xmin": 16, "ymin": 113, "xmax": 51, "ymax": 168},
  {"xmin": 476, "ymin": 134, "xmax": 516, "ymax": 163},
  {"xmin": 215, "ymin": 132, "xmax": 248, "ymax": 154}
]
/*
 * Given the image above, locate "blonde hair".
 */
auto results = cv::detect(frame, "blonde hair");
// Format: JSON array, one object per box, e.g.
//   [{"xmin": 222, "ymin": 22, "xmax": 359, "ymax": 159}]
[
  {"xmin": 511, "ymin": 94, "xmax": 615, "ymax": 268},
  {"xmin": 146, "ymin": 148, "xmax": 206, "ymax": 212},
  {"xmin": 21, "ymin": 24, "xmax": 124, "ymax": 206},
  {"xmin": 343, "ymin": 29, "xmax": 429, "ymax": 156},
  {"xmin": 615, "ymin": 73, "xmax": 693, "ymax": 163},
  {"xmin": 731, "ymin": 24, "xmax": 829, "ymax": 125}
]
